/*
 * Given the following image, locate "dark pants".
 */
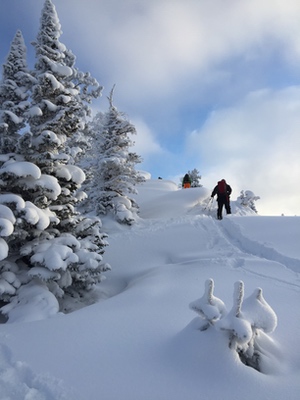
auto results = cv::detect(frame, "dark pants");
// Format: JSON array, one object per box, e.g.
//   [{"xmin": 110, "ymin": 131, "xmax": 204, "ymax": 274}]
[{"xmin": 217, "ymin": 195, "xmax": 231, "ymax": 219}]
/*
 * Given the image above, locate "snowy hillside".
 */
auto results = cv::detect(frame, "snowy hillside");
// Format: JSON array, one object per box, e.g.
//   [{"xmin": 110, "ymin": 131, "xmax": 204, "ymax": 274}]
[{"xmin": 1, "ymin": 178, "xmax": 300, "ymax": 399}]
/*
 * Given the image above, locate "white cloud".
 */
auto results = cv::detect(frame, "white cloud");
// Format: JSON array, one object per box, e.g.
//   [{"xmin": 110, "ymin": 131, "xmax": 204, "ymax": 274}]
[
  {"xmin": 130, "ymin": 117, "xmax": 163, "ymax": 157},
  {"xmin": 56, "ymin": 0, "xmax": 300, "ymax": 91}
]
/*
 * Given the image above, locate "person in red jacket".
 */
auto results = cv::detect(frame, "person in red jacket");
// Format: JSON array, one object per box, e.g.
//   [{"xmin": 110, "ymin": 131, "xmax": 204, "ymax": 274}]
[{"xmin": 211, "ymin": 179, "xmax": 232, "ymax": 220}]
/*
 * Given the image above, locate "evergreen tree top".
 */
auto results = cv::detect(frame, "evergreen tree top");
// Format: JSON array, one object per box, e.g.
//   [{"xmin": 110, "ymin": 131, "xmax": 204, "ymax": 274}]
[
  {"xmin": 2, "ymin": 30, "xmax": 28, "ymax": 81},
  {"xmin": 32, "ymin": 0, "xmax": 66, "ymax": 67}
]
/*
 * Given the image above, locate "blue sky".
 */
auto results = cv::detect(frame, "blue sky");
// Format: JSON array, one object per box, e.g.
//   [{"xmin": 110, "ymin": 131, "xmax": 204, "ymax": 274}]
[{"xmin": 1, "ymin": 0, "xmax": 300, "ymax": 215}]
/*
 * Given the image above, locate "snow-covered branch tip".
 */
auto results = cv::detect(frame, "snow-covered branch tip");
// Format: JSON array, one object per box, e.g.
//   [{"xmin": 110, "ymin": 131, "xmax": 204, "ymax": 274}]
[
  {"xmin": 189, "ymin": 278, "xmax": 226, "ymax": 330},
  {"xmin": 107, "ymin": 84, "xmax": 116, "ymax": 108}
]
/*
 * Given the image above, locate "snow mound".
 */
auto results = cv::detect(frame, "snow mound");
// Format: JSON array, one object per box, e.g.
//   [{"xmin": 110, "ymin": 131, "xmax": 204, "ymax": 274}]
[{"xmin": 134, "ymin": 179, "xmax": 210, "ymax": 219}]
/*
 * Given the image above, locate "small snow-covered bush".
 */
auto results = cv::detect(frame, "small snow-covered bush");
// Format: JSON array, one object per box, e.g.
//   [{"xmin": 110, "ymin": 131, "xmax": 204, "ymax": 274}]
[
  {"xmin": 189, "ymin": 278, "xmax": 278, "ymax": 373},
  {"xmin": 237, "ymin": 190, "xmax": 260, "ymax": 213}
]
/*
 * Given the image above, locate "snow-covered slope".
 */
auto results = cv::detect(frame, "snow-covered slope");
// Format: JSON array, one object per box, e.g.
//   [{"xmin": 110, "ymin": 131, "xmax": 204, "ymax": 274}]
[{"xmin": 1, "ymin": 179, "xmax": 300, "ymax": 399}]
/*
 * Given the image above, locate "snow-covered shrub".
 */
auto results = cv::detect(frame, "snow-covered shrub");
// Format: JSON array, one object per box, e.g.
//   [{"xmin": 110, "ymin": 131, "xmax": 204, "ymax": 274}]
[
  {"xmin": 237, "ymin": 190, "xmax": 260, "ymax": 213},
  {"xmin": 189, "ymin": 278, "xmax": 278, "ymax": 373}
]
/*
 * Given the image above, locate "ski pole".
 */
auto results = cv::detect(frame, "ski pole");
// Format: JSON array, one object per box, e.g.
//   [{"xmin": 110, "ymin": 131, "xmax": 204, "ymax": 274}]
[
  {"xmin": 204, "ymin": 197, "xmax": 213, "ymax": 211},
  {"xmin": 208, "ymin": 197, "xmax": 214, "ymax": 211}
]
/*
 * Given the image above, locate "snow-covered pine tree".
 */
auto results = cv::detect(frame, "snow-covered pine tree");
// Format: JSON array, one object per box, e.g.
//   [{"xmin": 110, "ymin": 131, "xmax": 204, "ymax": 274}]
[
  {"xmin": 0, "ymin": 0, "xmax": 110, "ymax": 316},
  {"xmin": 188, "ymin": 168, "xmax": 202, "ymax": 188},
  {"xmin": 26, "ymin": 0, "xmax": 100, "ymax": 170},
  {"xmin": 85, "ymin": 86, "xmax": 145, "ymax": 224},
  {"xmin": 0, "ymin": 30, "xmax": 32, "ymax": 153}
]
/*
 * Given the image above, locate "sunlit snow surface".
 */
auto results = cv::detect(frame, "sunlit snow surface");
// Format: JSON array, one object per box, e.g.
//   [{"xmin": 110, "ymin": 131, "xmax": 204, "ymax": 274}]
[{"xmin": 1, "ymin": 178, "xmax": 300, "ymax": 399}]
